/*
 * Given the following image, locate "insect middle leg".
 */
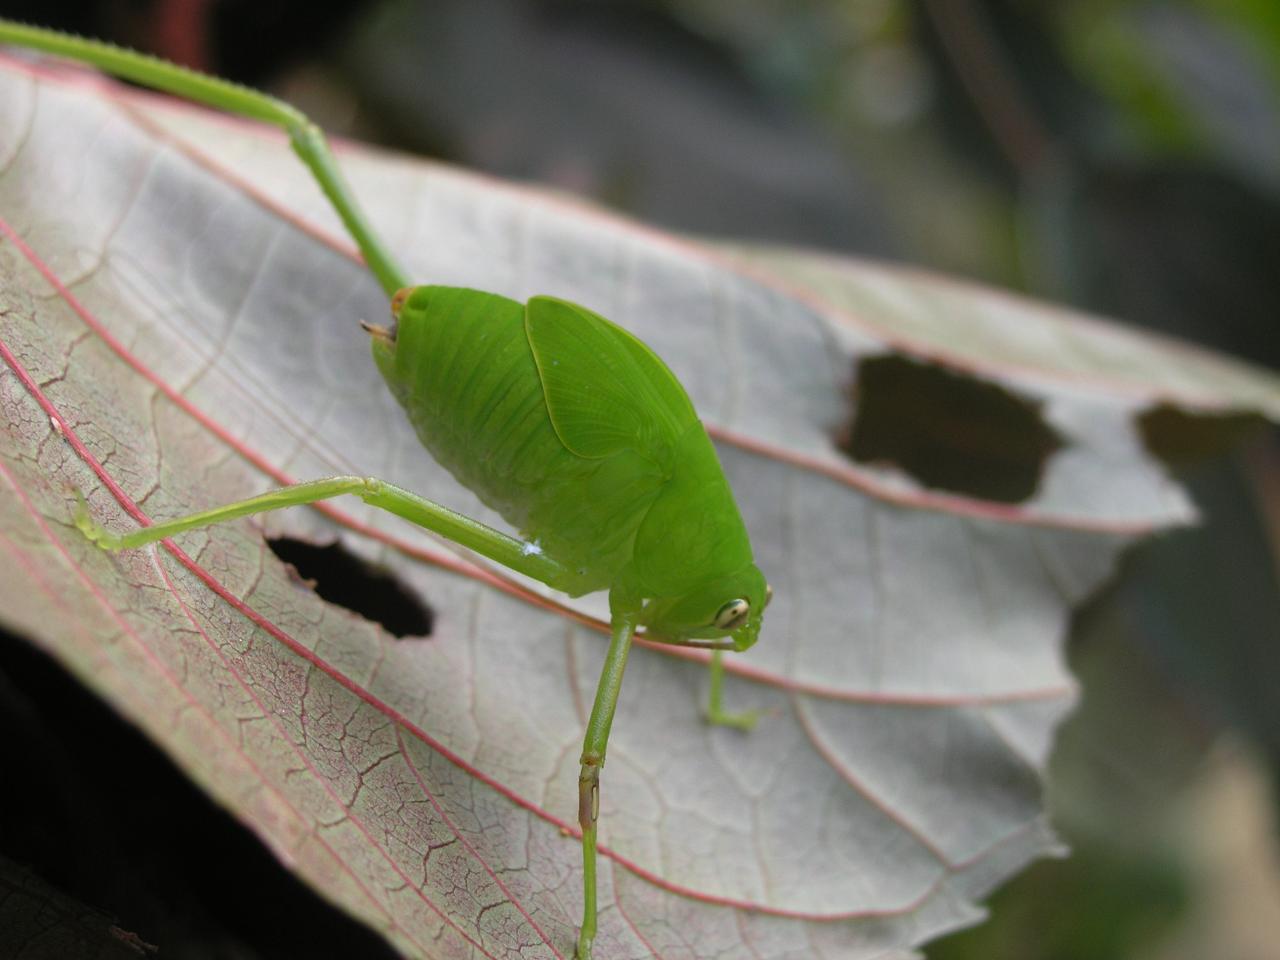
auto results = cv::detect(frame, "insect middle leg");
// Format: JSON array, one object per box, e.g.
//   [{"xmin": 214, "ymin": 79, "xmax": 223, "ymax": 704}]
[{"xmin": 75, "ymin": 475, "xmax": 571, "ymax": 586}]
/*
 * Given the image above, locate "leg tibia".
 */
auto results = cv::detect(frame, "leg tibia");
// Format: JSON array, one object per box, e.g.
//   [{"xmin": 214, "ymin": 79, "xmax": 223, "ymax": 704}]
[
  {"xmin": 76, "ymin": 478, "xmax": 368, "ymax": 550},
  {"xmin": 75, "ymin": 475, "xmax": 570, "ymax": 586}
]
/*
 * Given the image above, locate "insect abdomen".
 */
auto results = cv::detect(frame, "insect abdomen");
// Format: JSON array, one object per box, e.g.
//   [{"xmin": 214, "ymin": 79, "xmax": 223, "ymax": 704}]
[{"xmin": 371, "ymin": 286, "xmax": 661, "ymax": 595}]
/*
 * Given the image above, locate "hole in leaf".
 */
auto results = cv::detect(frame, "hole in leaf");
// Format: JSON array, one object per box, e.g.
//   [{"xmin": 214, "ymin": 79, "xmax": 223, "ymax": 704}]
[
  {"xmin": 838, "ymin": 355, "xmax": 1064, "ymax": 503},
  {"xmin": 1137, "ymin": 404, "xmax": 1267, "ymax": 471},
  {"xmin": 267, "ymin": 537, "xmax": 433, "ymax": 638}
]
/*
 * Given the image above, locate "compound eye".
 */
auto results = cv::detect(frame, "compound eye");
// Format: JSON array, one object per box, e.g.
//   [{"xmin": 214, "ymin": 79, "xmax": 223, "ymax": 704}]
[
  {"xmin": 764, "ymin": 584, "xmax": 773, "ymax": 608},
  {"xmin": 714, "ymin": 598, "xmax": 750, "ymax": 630}
]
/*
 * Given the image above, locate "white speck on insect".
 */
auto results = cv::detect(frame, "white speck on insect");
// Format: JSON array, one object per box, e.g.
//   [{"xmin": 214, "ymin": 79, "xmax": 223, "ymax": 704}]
[{"xmin": 522, "ymin": 540, "xmax": 543, "ymax": 556}]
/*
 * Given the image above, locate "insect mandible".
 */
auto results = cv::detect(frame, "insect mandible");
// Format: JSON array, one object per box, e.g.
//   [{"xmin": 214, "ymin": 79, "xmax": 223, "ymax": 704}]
[{"xmin": 0, "ymin": 20, "xmax": 772, "ymax": 958}]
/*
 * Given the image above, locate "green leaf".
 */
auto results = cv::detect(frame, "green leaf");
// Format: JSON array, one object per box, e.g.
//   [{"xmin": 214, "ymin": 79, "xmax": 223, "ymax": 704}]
[{"xmin": 1, "ymin": 56, "xmax": 1277, "ymax": 959}]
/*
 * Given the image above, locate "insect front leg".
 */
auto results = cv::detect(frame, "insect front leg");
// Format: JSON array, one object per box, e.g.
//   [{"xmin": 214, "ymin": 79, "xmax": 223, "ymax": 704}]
[
  {"xmin": 703, "ymin": 650, "xmax": 761, "ymax": 731},
  {"xmin": 634, "ymin": 634, "xmax": 761, "ymax": 732}
]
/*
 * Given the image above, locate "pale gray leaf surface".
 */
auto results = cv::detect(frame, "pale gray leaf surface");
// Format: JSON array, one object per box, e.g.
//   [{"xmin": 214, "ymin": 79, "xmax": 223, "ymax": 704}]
[
  {"xmin": 1, "ymin": 57, "xmax": 1276, "ymax": 959},
  {"xmin": 139, "ymin": 83, "xmax": 1279, "ymax": 531}
]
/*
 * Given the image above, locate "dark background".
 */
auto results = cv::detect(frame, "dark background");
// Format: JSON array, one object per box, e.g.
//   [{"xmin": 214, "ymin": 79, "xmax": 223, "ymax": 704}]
[{"xmin": 1, "ymin": 1, "xmax": 1277, "ymax": 958}]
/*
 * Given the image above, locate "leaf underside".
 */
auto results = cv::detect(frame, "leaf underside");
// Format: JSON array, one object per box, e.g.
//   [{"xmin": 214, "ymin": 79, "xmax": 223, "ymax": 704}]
[{"xmin": 2, "ymin": 57, "xmax": 1278, "ymax": 960}]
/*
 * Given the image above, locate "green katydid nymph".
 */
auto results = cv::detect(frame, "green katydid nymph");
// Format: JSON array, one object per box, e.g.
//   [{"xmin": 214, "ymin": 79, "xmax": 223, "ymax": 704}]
[{"xmin": 0, "ymin": 20, "xmax": 771, "ymax": 958}]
